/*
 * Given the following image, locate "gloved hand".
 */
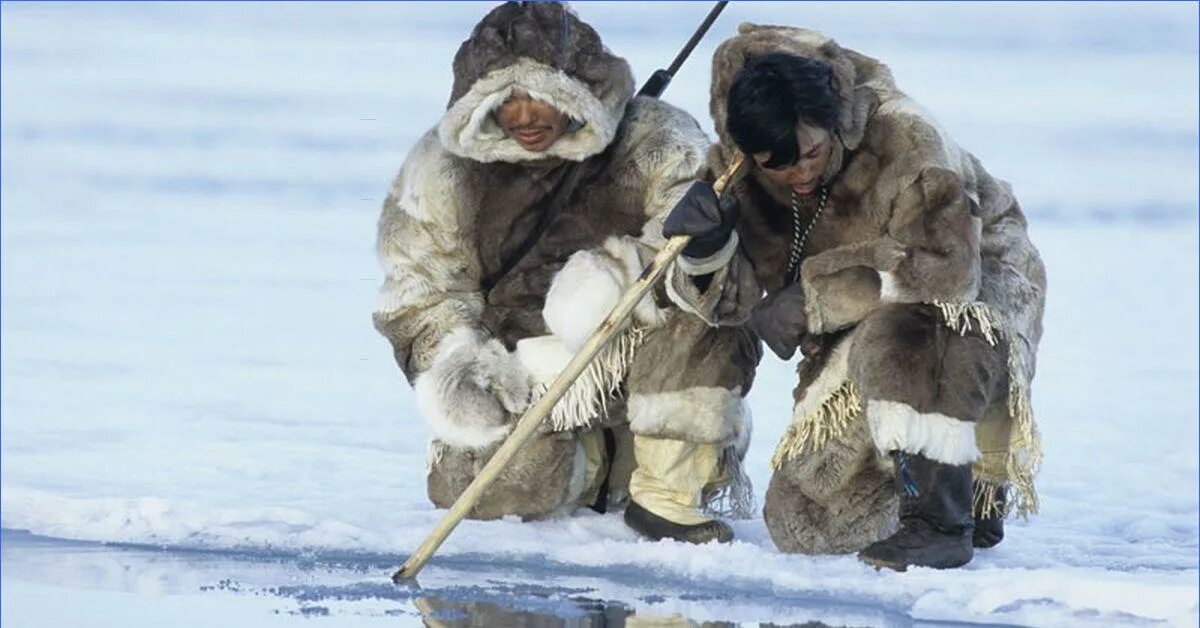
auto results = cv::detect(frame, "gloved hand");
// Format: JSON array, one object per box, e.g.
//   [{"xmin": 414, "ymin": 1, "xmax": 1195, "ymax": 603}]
[
  {"xmin": 415, "ymin": 328, "xmax": 531, "ymax": 449},
  {"xmin": 750, "ymin": 283, "xmax": 809, "ymax": 360},
  {"xmin": 662, "ymin": 181, "xmax": 740, "ymax": 259}
]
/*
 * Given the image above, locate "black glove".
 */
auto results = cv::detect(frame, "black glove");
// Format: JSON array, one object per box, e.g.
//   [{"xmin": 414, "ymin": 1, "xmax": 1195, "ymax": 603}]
[
  {"xmin": 662, "ymin": 181, "xmax": 740, "ymax": 259},
  {"xmin": 750, "ymin": 283, "xmax": 809, "ymax": 360}
]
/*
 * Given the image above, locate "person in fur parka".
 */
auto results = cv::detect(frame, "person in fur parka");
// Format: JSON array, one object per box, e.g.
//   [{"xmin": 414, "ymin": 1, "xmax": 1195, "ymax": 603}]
[
  {"xmin": 372, "ymin": 2, "xmax": 760, "ymax": 543},
  {"xmin": 663, "ymin": 24, "xmax": 1046, "ymax": 569}
]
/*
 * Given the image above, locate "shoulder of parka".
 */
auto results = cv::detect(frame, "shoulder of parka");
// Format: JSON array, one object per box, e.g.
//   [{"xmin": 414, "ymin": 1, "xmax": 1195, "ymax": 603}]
[
  {"xmin": 607, "ymin": 96, "xmax": 710, "ymax": 215},
  {"xmin": 379, "ymin": 128, "xmax": 464, "ymax": 232}
]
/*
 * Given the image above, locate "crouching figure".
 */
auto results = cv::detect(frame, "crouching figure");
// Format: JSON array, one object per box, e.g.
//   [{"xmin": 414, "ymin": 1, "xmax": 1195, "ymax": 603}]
[
  {"xmin": 373, "ymin": 3, "xmax": 761, "ymax": 543},
  {"xmin": 663, "ymin": 24, "xmax": 1046, "ymax": 569}
]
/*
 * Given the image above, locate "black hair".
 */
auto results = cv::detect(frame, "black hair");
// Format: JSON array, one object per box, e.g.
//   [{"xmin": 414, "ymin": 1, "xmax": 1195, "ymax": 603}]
[{"xmin": 726, "ymin": 53, "xmax": 840, "ymax": 169}]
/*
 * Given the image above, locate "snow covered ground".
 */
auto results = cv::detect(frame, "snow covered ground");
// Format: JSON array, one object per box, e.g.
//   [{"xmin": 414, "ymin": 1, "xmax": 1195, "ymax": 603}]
[{"xmin": 2, "ymin": 2, "xmax": 1197, "ymax": 626}]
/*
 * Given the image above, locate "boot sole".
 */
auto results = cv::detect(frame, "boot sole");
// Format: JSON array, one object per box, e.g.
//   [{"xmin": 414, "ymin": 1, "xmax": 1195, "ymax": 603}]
[
  {"xmin": 858, "ymin": 553, "xmax": 909, "ymax": 573},
  {"xmin": 624, "ymin": 502, "xmax": 734, "ymax": 544},
  {"xmin": 857, "ymin": 551, "xmax": 972, "ymax": 572}
]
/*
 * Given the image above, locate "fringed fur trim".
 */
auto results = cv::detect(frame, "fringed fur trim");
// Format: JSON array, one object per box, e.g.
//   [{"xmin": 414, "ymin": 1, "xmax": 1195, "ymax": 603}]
[
  {"xmin": 703, "ymin": 401, "xmax": 756, "ymax": 519},
  {"xmin": 972, "ymin": 477, "xmax": 1008, "ymax": 520},
  {"xmin": 772, "ymin": 381, "xmax": 863, "ymax": 470},
  {"xmin": 427, "ymin": 439, "xmax": 451, "ymax": 470},
  {"xmin": 935, "ymin": 300, "xmax": 1042, "ymax": 518},
  {"xmin": 771, "ymin": 337, "xmax": 862, "ymax": 469},
  {"xmin": 439, "ymin": 58, "xmax": 624, "ymax": 164},
  {"xmin": 1004, "ymin": 382, "xmax": 1042, "ymax": 518},
  {"xmin": 517, "ymin": 329, "xmax": 646, "ymax": 433},
  {"xmin": 934, "ymin": 300, "xmax": 1000, "ymax": 347},
  {"xmin": 704, "ymin": 443, "xmax": 756, "ymax": 520}
]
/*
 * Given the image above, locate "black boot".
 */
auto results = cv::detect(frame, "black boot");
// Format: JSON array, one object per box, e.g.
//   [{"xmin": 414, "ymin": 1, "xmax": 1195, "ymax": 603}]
[
  {"xmin": 858, "ymin": 452, "xmax": 974, "ymax": 571},
  {"xmin": 623, "ymin": 501, "xmax": 733, "ymax": 544},
  {"xmin": 972, "ymin": 483, "xmax": 1005, "ymax": 549}
]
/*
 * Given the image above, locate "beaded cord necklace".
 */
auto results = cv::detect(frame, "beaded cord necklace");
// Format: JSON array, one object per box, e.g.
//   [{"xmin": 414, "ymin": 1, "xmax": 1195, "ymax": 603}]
[{"xmin": 785, "ymin": 185, "xmax": 828, "ymax": 283}]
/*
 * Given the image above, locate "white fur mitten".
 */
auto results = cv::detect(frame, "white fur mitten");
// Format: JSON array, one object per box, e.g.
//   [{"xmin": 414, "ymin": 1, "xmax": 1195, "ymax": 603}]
[
  {"xmin": 543, "ymin": 236, "xmax": 668, "ymax": 352},
  {"xmin": 415, "ymin": 327, "xmax": 531, "ymax": 449}
]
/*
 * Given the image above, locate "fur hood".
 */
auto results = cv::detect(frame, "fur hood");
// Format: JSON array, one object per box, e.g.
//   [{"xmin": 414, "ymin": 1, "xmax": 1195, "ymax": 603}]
[
  {"xmin": 439, "ymin": 2, "xmax": 635, "ymax": 163},
  {"xmin": 708, "ymin": 23, "xmax": 897, "ymax": 176}
]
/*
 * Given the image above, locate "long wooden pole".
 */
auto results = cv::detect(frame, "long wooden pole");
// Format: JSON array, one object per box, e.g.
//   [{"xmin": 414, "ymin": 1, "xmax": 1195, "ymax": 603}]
[{"xmin": 392, "ymin": 154, "xmax": 745, "ymax": 582}]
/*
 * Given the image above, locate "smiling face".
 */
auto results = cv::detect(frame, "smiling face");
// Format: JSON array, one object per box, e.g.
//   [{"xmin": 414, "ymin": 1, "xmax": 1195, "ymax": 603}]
[
  {"xmin": 752, "ymin": 123, "xmax": 834, "ymax": 198},
  {"xmin": 494, "ymin": 89, "xmax": 571, "ymax": 152}
]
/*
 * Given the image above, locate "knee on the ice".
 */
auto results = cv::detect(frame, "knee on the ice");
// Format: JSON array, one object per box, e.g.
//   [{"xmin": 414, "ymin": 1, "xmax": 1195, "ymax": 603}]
[
  {"xmin": 771, "ymin": 416, "xmax": 882, "ymax": 501},
  {"xmin": 426, "ymin": 435, "xmax": 579, "ymax": 520},
  {"xmin": 764, "ymin": 460, "xmax": 898, "ymax": 555}
]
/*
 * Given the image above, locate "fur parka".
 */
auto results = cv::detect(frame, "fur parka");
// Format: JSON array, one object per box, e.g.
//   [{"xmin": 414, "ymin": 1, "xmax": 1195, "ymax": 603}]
[
  {"xmin": 373, "ymin": 3, "xmax": 759, "ymax": 519},
  {"xmin": 668, "ymin": 24, "xmax": 1047, "ymax": 551}
]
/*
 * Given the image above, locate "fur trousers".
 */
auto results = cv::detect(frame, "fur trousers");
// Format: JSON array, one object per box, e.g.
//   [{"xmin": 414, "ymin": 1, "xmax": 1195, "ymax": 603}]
[{"xmin": 765, "ymin": 303, "xmax": 1008, "ymax": 554}]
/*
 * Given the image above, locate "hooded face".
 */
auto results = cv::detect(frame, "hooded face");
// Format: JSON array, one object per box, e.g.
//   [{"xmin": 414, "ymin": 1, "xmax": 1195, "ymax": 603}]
[
  {"xmin": 494, "ymin": 89, "xmax": 571, "ymax": 153},
  {"xmin": 438, "ymin": 2, "xmax": 634, "ymax": 164},
  {"xmin": 751, "ymin": 123, "xmax": 834, "ymax": 198}
]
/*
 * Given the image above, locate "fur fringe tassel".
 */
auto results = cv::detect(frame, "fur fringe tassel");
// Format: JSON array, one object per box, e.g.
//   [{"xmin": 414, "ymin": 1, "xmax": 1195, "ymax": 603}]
[
  {"xmin": 770, "ymin": 380, "xmax": 863, "ymax": 470},
  {"xmin": 935, "ymin": 300, "xmax": 1042, "ymax": 519},
  {"xmin": 427, "ymin": 439, "xmax": 450, "ymax": 469},
  {"xmin": 1005, "ymin": 382, "xmax": 1042, "ymax": 519},
  {"xmin": 703, "ymin": 443, "xmax": 756, "ymax": 520},
  {"xmin": 530, "ymin": 327, "xmax": 646, "ymax": 433},
  {"xmin": 972, "ymin": 477, "xmax": 1007, "ymax": 519},
  {"xmin": 934, "ymin": 300, "xmax": 999, "ymax": 347}
]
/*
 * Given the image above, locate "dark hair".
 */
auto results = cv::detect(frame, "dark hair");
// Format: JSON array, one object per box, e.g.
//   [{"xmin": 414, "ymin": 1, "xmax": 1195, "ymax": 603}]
[{"xmin": 726, "ymin": 53, "xmax": 839, "ymax": 168}]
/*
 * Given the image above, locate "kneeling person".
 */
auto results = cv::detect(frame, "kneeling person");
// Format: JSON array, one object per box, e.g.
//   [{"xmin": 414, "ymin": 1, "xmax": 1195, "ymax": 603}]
[
  {"xmin": 664, "ymin": 25, "xmax": 1046, "ymax": 569},
  {"xmin": 373, "ymin": 2, "xmax": 759, "ymax": 543}
]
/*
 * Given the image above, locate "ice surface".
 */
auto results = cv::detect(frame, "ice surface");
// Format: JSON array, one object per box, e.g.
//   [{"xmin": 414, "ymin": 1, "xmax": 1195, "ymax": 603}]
[{"xmin": 2, "ymin": 2, "xmax": 1197, "ymax": 626}]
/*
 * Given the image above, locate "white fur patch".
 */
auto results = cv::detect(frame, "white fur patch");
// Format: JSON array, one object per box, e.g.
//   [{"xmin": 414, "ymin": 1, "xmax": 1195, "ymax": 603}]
[
  {"xmin": 676, "ymin": 231, "xmax": 739, "ymax": 276},
  {"xmin": 414, "ymin": 327, "xmax": 529, "ymax": 449},
  {"xmin": 543, "ymin": 249, "xmax": 625, "ymax": 352},
  {"xmin": 866, "ymin": 399, "xmax": 980, "ymax": 465},
  {"xmin": 628, "ymin": 386, "xmax": 743, "ymax": 443},
  {"xmin": 438, "ymin": 58, "xmax": 624, "ymax": 163},
  {"xmin": 514, "ymin": 335, "xmax": 573, "ymax": 385},
  {"xmin": 544, "ymin": 237, "xmax": 666, "ymax": 352},
  {"xmin": 600, "ymin": 236, "xmax": 669, "ymax": 328},
  {"xmin": 878, "ymin": 270, "xmax": 905, "ymax": 302}
]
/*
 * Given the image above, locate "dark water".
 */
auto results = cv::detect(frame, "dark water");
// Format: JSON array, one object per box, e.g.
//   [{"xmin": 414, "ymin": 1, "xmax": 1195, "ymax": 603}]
[{"xmin": 2, "ymin": 530, "xmax": 1017, "ymax": 627}]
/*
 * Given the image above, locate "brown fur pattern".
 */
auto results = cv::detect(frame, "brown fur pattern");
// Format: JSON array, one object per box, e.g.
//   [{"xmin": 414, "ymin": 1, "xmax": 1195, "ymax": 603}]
[
  {"xmin": 763, "ymin": 417, "xmax": 898, "ymax": 554},
  {"xmin": 668, "ymin": 24, "xmax": 1047, "ymax": 550},
  {"xmin": 376, "ymin": 6, "xmax": 758, "ymax": 521},
  {"xmin": 427, "ymin": 432, "xmax": 579, "ymax": 521}
]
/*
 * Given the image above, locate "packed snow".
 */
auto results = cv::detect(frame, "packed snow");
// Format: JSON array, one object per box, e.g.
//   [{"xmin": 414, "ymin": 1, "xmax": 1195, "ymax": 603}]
[{"xmin": 2, "ymin": 2, "xmax": 1197, "ymax": 626}]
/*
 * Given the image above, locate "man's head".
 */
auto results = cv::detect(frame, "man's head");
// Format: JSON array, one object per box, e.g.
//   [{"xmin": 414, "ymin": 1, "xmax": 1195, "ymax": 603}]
[
  {"xmin": 439, "ymin": 2, "xmax": 634, "ymax": 164},
  {"xmin": 726, "ymin": 53, "xmax": 840, "ymax": 197},
  {"xmin": 494, "ymin": 89, "xmax": 572, "ymax": 153}
]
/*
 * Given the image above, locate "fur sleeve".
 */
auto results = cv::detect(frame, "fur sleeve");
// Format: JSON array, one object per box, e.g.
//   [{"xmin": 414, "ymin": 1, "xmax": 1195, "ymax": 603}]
[
  {"xmin": 543, "ymin": 98, "xmax": 715, "ymax": 341},
  {"xmin": 662, "ymin": 144, "xmax": 764, "ymax": 326},
  {"xmin": 665, "ymin": 244, "xmax": 761, "ymax": 326},
  {"xmin": 801, "ymin": 166, "xmax": 982, "ymax": 334},
  {"xmin": 372, "ymin": 131, "xmax": 486, "ymax": 383}
]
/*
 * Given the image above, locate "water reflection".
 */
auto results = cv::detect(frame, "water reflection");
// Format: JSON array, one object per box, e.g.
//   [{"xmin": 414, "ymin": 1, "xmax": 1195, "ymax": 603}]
[{"xmin": 2, "ymin": 530, "xmax": 925, "ymax": 627}]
